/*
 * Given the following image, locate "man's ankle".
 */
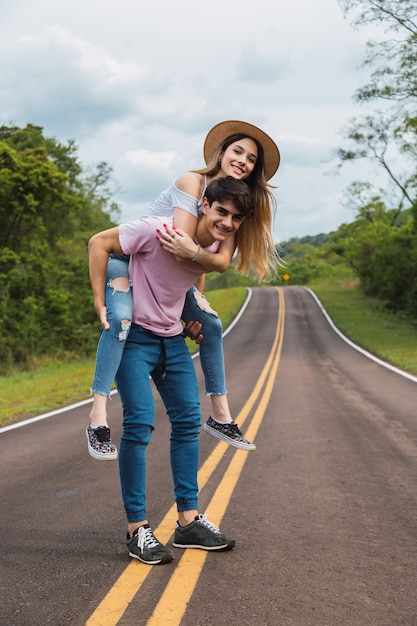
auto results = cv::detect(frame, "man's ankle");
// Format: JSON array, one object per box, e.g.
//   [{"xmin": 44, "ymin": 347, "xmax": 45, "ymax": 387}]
[
  {"xmin": 177, "ymin": 510, "xmax": 198, "ymax": 527},
  {"xmin": 128, "ymin": 521, "xmax": 148, "ymax": 537}
]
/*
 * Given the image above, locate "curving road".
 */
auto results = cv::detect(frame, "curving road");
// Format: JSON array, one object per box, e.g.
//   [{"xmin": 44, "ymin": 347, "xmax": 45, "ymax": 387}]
[{"xmin": 1, "ymin": 286, "xmax": 417, "ymax": 626}]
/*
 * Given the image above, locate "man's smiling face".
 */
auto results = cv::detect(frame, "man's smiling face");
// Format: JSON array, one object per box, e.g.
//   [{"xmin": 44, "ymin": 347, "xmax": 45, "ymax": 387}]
[{"xmin": 198, "ymin": 197, "xmax": 245, "ymax": 246}]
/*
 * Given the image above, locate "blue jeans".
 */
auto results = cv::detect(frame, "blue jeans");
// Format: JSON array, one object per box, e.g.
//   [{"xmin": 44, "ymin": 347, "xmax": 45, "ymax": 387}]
[
  {"xmin": 182, "ymin": 286, "xmax": 227, "ymax": 395},
  {"xmin": 91, "ymin": 257, "xmax": 227, "ymax": 397},
  {"xmin": 90, "ymin": 256, "xmax": 133, "ymax": 396},
  {"xmin": 115, "ymin": 325, "xmax": 201, "ymax": 522}
]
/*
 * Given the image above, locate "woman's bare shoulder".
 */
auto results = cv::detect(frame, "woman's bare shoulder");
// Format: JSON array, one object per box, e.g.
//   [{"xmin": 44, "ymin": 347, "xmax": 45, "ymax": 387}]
[{"xmin": 174, "ymin": 171, "xmax": 204, "ymax": 197}]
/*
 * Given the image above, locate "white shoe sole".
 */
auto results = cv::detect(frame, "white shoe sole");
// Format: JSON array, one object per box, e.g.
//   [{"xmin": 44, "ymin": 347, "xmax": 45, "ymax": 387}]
[{"xmin": 202, "ymin": 423, "xmax": 256, "ymax": 451}]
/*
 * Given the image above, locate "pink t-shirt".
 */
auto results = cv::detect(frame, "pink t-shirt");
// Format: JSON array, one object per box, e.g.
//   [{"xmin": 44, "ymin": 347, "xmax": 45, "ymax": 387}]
[{"xmin": 119, "ymin": 215, "xmax": 219, "ymax": 336}]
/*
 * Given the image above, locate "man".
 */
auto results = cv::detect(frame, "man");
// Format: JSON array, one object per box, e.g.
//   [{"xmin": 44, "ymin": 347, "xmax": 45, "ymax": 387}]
[{"xmin": 88, "ymin": 176, "xmax": 253, "ymax": 565}]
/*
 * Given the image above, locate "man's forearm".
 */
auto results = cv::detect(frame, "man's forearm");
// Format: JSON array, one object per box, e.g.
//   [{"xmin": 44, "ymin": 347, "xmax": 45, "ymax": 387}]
[{"xmin": 88, "ymin": 228, "xmax": 122, "ymax": 310}]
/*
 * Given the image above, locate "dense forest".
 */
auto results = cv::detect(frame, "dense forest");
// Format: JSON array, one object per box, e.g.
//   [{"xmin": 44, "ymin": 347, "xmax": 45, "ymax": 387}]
[{"xmin": 1, "ymin": 0, "xmax": 416, "ymax": 375}]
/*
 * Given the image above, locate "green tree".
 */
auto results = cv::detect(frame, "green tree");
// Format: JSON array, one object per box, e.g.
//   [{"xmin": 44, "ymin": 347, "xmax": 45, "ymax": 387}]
[
  {"xmin": 326, "ymin": 188, "xmax": 416, "ymax": 315},
  {"xmin": 336, "ymin": 1, "xmax": 417, "ymax": 201},
  {"xmin": 338, "ymin": 0, "xmax": 417, "ymax": 103},
  {"xmin": 0, "ymin": 124, "xmax": 117, "ymax": 374},
  {"xmin": 330, "ymin": 1, "xmax": 417, "ymax": 318}
]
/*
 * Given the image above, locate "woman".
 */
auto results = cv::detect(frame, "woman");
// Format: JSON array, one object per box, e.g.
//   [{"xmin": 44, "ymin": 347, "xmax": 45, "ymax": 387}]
[{"xmin": 87, "ymin": 120, "xmax": 281, "ymax": 460}]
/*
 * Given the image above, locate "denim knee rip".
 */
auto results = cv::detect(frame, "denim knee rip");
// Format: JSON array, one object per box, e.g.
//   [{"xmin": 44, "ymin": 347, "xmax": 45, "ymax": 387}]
[
  {"xmin": 108, "ymin": 277, "xmax": 132, "ymax": 340},
  {"xmin": 193, "ymin": 290, "xmax": 219, "ymax": 317},
  {"xmin": 118, "ymin": 319, "xmax": 131, "ymax": 341}
]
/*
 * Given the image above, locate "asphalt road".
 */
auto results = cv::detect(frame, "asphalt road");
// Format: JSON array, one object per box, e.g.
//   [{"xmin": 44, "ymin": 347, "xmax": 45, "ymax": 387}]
[{"xmin": 1, "ymin": 286, "xmax": 417, "ymax": 626}]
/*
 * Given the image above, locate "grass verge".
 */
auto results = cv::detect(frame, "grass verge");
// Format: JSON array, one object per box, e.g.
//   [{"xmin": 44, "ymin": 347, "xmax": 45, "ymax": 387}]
[{"xmin": 309, "ymin": 280, "xmax": 417, "ymax": 376}]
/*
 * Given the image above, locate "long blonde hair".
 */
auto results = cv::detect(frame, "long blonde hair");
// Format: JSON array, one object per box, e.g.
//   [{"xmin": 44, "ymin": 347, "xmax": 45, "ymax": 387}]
[{"xmin": 193, "ymin": 133, "xmax": 280, "ymax": 280}]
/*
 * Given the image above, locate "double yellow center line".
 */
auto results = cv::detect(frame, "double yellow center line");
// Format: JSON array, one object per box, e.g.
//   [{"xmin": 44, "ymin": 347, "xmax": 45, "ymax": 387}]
[{"xmin": 86, "ymin": 287, "xmax": 284, "ymax": 625}]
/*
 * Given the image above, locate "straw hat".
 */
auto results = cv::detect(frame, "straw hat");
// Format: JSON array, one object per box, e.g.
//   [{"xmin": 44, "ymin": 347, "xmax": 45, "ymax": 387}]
[{"xmin": 203, "ymin": 120, "xmax": 280, "ymax": 181}]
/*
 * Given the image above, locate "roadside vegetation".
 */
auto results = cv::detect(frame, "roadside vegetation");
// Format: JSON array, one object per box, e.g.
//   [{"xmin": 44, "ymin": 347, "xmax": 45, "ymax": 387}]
[{"xmin": 310, "ymin": 279, "xmax": 417, "ymax": 375}]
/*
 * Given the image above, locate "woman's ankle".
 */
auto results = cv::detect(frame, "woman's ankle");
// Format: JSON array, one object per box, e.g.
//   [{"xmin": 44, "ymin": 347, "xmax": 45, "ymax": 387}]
[
  {"xmin": 210, "ymin": 395, "xmax": 232, "ymax": 423},
  {"xmin": 89, "ymin": 394, "xmax": 109, "ymax": 427}
]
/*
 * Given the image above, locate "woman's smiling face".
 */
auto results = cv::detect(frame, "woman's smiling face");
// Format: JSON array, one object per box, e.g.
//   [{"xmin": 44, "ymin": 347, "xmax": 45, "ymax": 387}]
[{"xmin": 219, "ymin": 137, "xmax": 258, "ymax": 180}]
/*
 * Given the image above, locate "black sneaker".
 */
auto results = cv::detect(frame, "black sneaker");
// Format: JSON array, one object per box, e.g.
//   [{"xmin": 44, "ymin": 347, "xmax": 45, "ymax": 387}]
[
  {"xmin": 126, "ymin": 525, "xmax": 174, "ymax": 565},
  {"xmin": 203, "ymin": 416, "xmax": 256, "ymax": 451},
  {"xmin": 173, "ymin": 514, "xmax": 235, "ymax": 551},
  {"xmin": 86, "ymin": 424, "xmax": 118, "ymax": 460}
]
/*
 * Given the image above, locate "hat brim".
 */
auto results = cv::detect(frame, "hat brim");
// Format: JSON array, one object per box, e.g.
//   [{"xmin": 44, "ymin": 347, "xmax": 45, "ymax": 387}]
[{"xmin": 203, "ymin": 120, "xmax": 280, "ymax": 181}]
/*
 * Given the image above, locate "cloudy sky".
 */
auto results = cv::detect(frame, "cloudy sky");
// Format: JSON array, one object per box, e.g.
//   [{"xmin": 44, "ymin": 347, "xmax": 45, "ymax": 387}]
[{"xmin": 1, "ymin": 0, "xmax": 382, "ymax": 242}]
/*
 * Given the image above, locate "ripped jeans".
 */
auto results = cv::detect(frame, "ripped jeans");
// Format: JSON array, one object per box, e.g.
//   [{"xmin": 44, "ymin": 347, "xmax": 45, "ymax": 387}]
[
  {"xmin": 90, "ymin": 255, "xmax": 133, "ymax": 397},
  {"xmin": 90, "ymin": 256, "xmax": 227, "ymax": 397},
  {"xmin": 182, "ymin": 285, "xmax": 227, "ymax": 395}
]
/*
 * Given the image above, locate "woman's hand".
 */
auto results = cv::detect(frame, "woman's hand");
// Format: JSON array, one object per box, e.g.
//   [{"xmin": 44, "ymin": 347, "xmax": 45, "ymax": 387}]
[{"xmin": 156, "ymin": 223, "xmax": 199, "ymax": 260}]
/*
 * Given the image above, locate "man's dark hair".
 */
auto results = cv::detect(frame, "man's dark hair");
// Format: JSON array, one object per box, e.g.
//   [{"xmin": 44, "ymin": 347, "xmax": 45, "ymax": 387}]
[{"xmin": 205, "ymin": 176, "xmax": 254, "ymax": 218}]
